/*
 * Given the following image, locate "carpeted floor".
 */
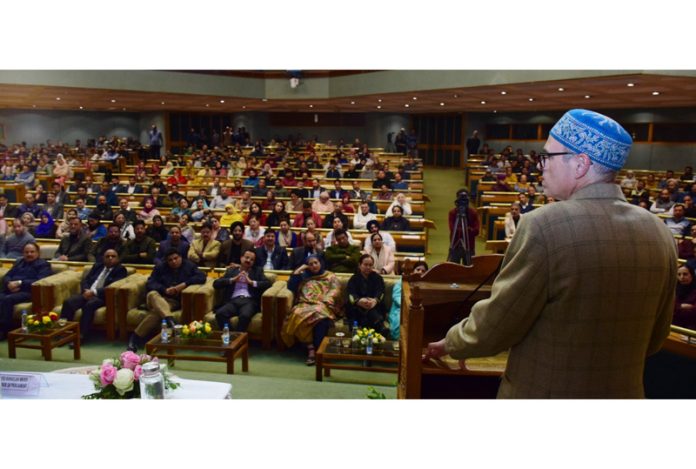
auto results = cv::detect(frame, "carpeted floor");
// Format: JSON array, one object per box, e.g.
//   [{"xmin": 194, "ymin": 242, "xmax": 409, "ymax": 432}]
[{"xmin": 0, "ymin": 166, "xmax": 476, "ymax": 399}]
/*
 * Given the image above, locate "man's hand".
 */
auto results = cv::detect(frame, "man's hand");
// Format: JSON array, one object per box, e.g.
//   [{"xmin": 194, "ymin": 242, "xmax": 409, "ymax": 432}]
[
  {"xmin": 58, "ymin": 255, "xmax": 69, "ymax": 261},
  {"xmin": 165, "ymin": 287, "xmax": 177, "ymax": 296},
  {"xmin": 423, "ymin": 338, "xmax": 448, "ymax": 362},
  {"xmin": 7, "ymin": 281, "xmax": 20, "ymax": 293},
  {"xmin": 82, "ymin": 289, "xmax": 95, "ymax": 300}
]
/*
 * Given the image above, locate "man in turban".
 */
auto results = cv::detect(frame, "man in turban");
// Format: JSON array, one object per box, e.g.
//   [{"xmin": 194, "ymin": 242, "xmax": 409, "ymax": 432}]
[{"xmin": 425, "ymin": 109, "xmax": 677, "ymax": 398}]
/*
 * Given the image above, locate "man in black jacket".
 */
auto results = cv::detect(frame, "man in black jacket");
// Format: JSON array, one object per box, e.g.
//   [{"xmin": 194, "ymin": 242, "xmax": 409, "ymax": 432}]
[
  {"xmin": 213, "ymin": 249, "xmax": 271, "ymax": 332},
  {"xmin": 127, "ymin": 249, "xmax": 206, "ymax": 352},
  {"xmin": 0, "ymin": 243, "xmax": 53, "ymax": 340},
  {"xmin": 55, "ymin": 217, "xmax": 92, "ymax": 262},
  {"xmin": 60, "ymin": 249, "xmax": 128, "ymax": 343},
  {"xmin": 290, "ymin": 232, "xmax": 325, "ymax": 270},
  {"xmin": 254, "ymin": 229, "xmax": 289, "ymax": 270}
]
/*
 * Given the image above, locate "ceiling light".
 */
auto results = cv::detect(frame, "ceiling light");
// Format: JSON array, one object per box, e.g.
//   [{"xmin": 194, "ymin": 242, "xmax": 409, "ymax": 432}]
[
  {"xmin": 584, "ymin": 95, "xmax": 591, "ymax": 99},
  {"xmin": 412, "ymin": 97, "xmax": 417, "ymax": 101},
  {"xmin": 32, "ymin": 105, "xmax": 36, "ymax": 108},
  {"xmin": 627, "ymin": 83, "xmax": 635, "ymax": 87},
  {"xmin": 378, "ymin": 99, "xmax": 382, "ymax": 103},
  {"xmin": 309, "ymin": 105, "xmax": 313, "ymax": 108},
  {"xmin": 161, "ymin": 101, "xmax": 165, "ymax": 105},
  {"xmin": 79, "ymin": 106, "xmax": 83, "ymax": 110},
  {"xmin": 404, "ymin": 104, "xmax": 410, "ymax": 108},
  {"xmin": 493, "ymin": 110, "xmax": 497, "ymax": 113},
  {"xmin": 528, "ymin": 98, "xmax": 534, "ymax": 102},
  {"xmin": 205, "ymin": 104, "xmax": 209, "ymax": 107},
  {"xmin": 500, "ymin": 91, "xmax": 507, "ymax": 95},
  {"xmin": 111, "ymin": 99, "xmax": 116, "ymax": 103},
  {"xmin": 481, "ymin": 100, "xmax": 486, "ymax": 104},
  {"xmin": 242, "ymin": 106, "xmax": 246, "ymax": 109},
  {"xmin": 350, "ymin": 101, "xmax": 355, "ymax": 105},
  {"xmin": 377, "ymin": 105, "xmax": 382, "ymax": 109},
  {"xmin": 558, "ymin": 87, "xmax": 565, "ymax": 92},
  {"xmin": 56, "ymin": 97, "xmax": 61, "ymax": 101},
  {"xmin": 453, "ymin": 94, "xmax": 458, "ymax": 98},
  {"xmin": 262, "ymin": 98, "xmax": 268, "ymax": 102},
  {"xmin": 440, "ymin": 102, "xmax": 445, "ymax": 106},
  {"xmin": 652, "ymin": 91, "xmax": 660, "ymax": 96},
  {"xmin": 220, "ymin": 100, "xmax": 225, "ymax": 104},
  {"xmin": 122, "ymin": 108, "xmax": 126, "ymax": 111}
]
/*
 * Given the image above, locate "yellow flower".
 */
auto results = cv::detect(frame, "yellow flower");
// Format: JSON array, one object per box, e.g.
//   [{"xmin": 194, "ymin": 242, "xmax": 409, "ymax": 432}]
[
  {"xmin": 42, "ymin": 316, "xmax": 52, "ymax": 324},
  {"xmin": 204, "ymin": 323, "xmax": 212, "ymax": 333}
]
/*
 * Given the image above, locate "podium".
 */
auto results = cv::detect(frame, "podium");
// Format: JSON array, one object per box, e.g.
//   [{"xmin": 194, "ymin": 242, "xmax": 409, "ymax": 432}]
[{"xmin": 397, "ymin": 256, "xmax": 507, "ymax": 399}]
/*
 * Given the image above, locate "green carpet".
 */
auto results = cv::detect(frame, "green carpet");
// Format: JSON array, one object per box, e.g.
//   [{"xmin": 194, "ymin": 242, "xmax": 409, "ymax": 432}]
[{"xmin": 0, "ymin": 167, "xmax": 474, "ymax": 399}]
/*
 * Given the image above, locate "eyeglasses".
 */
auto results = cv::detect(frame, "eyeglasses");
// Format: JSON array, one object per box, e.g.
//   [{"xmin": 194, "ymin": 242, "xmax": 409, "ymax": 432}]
[{"xmin": 537, "ymin": 152, "xmax": 575, "ymax": 169}]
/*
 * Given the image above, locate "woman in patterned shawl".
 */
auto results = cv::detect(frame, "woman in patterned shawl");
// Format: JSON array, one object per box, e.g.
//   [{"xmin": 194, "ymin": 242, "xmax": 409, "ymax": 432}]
[{"xmin": 282, "ymin": 255, "xmax": 342, "ymax": 365}]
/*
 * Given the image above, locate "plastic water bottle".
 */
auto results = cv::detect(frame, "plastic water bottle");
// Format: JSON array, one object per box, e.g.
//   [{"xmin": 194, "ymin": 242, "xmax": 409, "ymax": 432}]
[
  {"xmin": 21, "ymin": 310, "xmax": 28, "ymax": 333},
  {"xmin": 161, "ymin": 319, "xmax": 169, "ymax": 343},
  {"xmin": 366, "ymin": 333, "xmax": 373, "ymax": 355},
  {"xmin": 351, "ymin": 320, "xmax": 359, "ymax": 349},
  {"xmin": 222, "ymin": 323, "xmax": 230, "ymax": 346}
]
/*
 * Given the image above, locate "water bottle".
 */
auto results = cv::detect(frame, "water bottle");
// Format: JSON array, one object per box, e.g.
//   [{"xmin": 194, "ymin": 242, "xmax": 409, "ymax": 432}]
[
  {"xmin": 21, "ymin": 310, "xmax": 28, "ymax": 333},
  {"xmin": 161, "ymin": 319, "xmax": 169, "ymax": 343},
  {"xmin": 351, "ymin": 320, "xmax": 359, "ymax": 349},
  {"xmin": 222, "ymin": 323, "xmax": 230, "ymax": 346},
  {"xmin": 366, "ymin": 333, "xmax": 373, "ymax": 355},
  {"xmin": 139, "ymin": 361, "xmax": 165, "ymax": 399}
]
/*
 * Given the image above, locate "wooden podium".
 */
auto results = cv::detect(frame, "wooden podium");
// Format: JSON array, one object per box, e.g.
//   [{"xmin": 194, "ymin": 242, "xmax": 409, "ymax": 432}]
[{"xmin": 397, "ymin": 256, "xmax": 507, "ymax": 399}]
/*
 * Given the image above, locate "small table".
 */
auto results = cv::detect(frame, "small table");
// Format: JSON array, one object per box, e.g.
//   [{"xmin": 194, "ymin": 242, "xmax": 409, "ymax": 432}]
[
  {"xmin": 8, "ymin": 322, "xmax": 81, "ymax": 361},
  {"xmin": 315, "ymin": 336, "xmax": 399, "ymax": 381},
  {"xmin": 145, "ymin": 331, "xmax": 249, "ymax": 375}
]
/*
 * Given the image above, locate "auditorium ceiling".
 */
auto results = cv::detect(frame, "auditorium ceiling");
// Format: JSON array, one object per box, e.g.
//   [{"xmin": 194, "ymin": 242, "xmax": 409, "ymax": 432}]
[{"xmin": 0, "ymin": 71, "xmax": 695, "ymax": 114}]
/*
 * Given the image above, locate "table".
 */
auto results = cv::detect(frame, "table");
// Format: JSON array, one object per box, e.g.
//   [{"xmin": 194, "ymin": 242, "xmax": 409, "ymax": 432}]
[
  {"xmin": 0, "ymin": 371, "xmax": 232, "ymax": 399},
  {"xmin": 315, "ymin": 336, "xmax": 399, "ymax": 381},
  {"xmin": 8, "ymin": 321, "xmax": 80, "ymax": 361},
  {"xmin": 145, "ymin": 331, "xmax": 248, "ymax": 375}
]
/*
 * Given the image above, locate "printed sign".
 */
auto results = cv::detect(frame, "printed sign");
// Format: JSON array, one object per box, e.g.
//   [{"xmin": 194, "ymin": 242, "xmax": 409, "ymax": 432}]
[{"xmin": 0, "ymin": 373, "xmax": 42, "ymax": 396}]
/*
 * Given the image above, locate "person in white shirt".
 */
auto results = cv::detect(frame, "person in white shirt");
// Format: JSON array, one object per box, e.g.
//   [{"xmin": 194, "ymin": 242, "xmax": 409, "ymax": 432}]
[
  {"xmin": 385, "ymin": 193, "xmax": 413, "ymax": 217},
  {"xmin": 243, "ymin": 215, "xmax": 265, "ymax": 246},
  {"xmin": 353, "ymin": 201, "xmax": 378, "ymax": 230},
  {"xmin": 620, "ymin": 170, "xmax": 638, "ymax": 190},
  {"xmin": 210, "ymin": 187, "xmax": 234, "ymax": 210},
  {"xmin": 504, "ymin": 202, "xmax": 522, "ymax": 240},
  {"xmin": 363, "ymin": 220, "xmax": 396, "ymax": 251}
]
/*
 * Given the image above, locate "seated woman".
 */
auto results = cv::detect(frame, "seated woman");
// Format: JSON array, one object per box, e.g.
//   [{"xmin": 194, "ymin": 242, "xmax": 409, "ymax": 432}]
[
  {"xmin": 363, "ymin": 232, "xmax": 395, "ymax": 275},
  {"xmin": 381, "ymin": 205, "xmax": 411, "ymax": 231},
  {"xmin": 340, "ymin": 193, "xmax": 355, "ymax": 214},
  {"xmin": 146, "ymin": 215, "xmax": 168, "ymax": 242},
  {"xmin": 138, "ymin": 197, "xmax": 161, "ymax": 222},
  {"xmin": 299, "ymin": 217, "xmax": 324, "ymax": 251},
  {"xmin": 324, "ymin": 217, "xmax": 354, "ymax": 246},
  {"xmin": 388, "ymin": 261, "xmax": 428, "ymax": 340},
  {"xmin": 178, "ymin": 214, "xmax": 195, "ymax": 244},
  {"xmin": 266, "ymin": 201, "xmax": 289, "ymax": 228},
  {"xmin": 34, "ymin": 211, "xmax": 56, "ymax": 239},
  {"xmin": 385, "ymin": 193, "xmax": 412, "ymax": 217},
  {"xmin": 674, "ymin": 265, "xmax": 696, "ymax": 330},
  {"xmin": 346, "ymin": 254, "xmax": 388, "ymax": 336},
  {"xmin": 244, "ymin": 202, "xmax": 266, "ymax": 226},
  {"xmin": 114, "ymin": 213, "xmax": 135, "ymax": 241},
  {"xmin": 282, "ymin": 255, "xmax": 342, "ymax": 365},
  {"xmin": 210, "ymin": 216, "xmax": 230, "ymax": 242},
  {"xmin": 504, "ymin": 202, "xmax": 522, "ymax": 240},
  {"xmin": 170, "ymin": 198, "xmax": 192, "ymax": 222},
  {"xmin": 220, "ymin": 204, "xmax": 244, "ymax": 228},
  {"xmin": 261, "ymin": 189, "xmax": 277, "ymax": 211}
]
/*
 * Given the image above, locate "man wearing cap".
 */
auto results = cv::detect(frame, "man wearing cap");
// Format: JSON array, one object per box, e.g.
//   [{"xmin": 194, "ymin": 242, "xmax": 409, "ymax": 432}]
[{"xmin": 425, "ymin": 109, "xmax": 677, "ymax": 398}]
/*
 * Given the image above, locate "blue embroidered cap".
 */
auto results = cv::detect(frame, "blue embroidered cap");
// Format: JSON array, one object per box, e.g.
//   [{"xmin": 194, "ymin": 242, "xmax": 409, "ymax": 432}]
[{"xmin": 549, "ymin": 109, "xmax": 632, "ymax": 171}]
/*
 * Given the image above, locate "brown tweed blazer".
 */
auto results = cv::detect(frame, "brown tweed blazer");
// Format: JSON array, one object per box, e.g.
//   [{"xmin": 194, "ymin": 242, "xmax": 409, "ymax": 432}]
[{"xmin": 445, "ymin": 183, "xmax": 677, "ymax": 398}]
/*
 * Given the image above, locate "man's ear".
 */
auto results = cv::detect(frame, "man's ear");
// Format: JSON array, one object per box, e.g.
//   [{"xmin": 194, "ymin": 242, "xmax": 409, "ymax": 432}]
[{"xmin": 575, "ymin": 153, "xmax": 592, "ymax": 179}]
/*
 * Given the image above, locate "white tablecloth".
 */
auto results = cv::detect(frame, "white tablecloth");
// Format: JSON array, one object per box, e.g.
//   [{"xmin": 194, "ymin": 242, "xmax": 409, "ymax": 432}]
[{"xmin": 1, "ymin": 371, "xmax": 232, "ymax": 399}]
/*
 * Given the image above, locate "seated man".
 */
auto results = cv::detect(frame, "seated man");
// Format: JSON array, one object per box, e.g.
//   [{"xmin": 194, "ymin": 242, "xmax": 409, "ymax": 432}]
[
  {"xmin": 324, "ymin": 229, "xmax": 361, "ymax": 273},
  {"xmin": 155, "ymin": 225, "xmax": 190, "ymax": 266},
  {"xmin": 213, "ymin": 249, "xmax": 271, "ymax": 332},
  {"xmin": 2, "ymin": 218, "xmax": 36, "ymax": 260},
  {"xmin": 353, "ymin": 201, "xmax": 378, "ymax": 230},
  {"xmin": 74, "ymin": 198, "xmax": 91, "ymax": 221},
  {"xmin": 121, "ymin": 220, "xmax": 157, "ymax": 264},
  {"xmin": 322, "ymin": 202, "xmax": 350, "ymax": 229},
  {"xmin": 127, "ymin": 249, "xmax": 206, "ymax": 352},
  {"xmin": 255, "ymin": 229, "xmax": 290, "ymax": 271},
  {"xmin": 188, "ymin": 221, "xmax": 221, "ymax": 268},
  {"xmin": 0, "ymin": 243, "xmax": 52, "ymax": 340},
  {"xmin": 89, "ymin": 224, "xmax": 125, "ymax": 263},
  {"xmin": 60, "ymin": 249, "xmax": 128, "ymax": 344},
  {"xmin": 363, "ymin": 220, "xmax": 396, "ymax": 251},
  {"xmin": 218, "ymin": 221, "xmax": 254, "ymax": 267},
  {"xmin": 665, "ymin": 203, "xmax": 692, "ymax": 236},
  {"xmin": 54, "ymin": 217, "xmax": 91, "ymax": 261},
  {"xmin": 17, "ymin": 193, "xmax": 42, "ymax": 219},
  {"xmin": 293, "ymin": 200, "xmax": 323, "ymax": 228},
  {"xmin": 290, "ymin": 231, "xmax": 324, "ymax": 270}
]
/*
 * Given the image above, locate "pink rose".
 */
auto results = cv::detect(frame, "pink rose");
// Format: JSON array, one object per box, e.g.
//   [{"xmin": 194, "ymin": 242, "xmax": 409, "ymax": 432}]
[
  {"xmin": 133, "ymin": 365, "xmax": 143, "ymax": 381},
  {"xmin": 119, "ymin": 351, "xmax": 141, "ymax": 370},
  {"xmin": 99, "ymin": 364, "xmax": 117, "ymax": 386},
  {"xmin": 140, "ymin": 354, "xmax": 151, "ymax": 364}
]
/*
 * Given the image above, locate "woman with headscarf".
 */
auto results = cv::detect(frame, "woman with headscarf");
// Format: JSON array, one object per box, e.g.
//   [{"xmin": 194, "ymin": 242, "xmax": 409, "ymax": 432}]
[
  {"xmin": 138, "ymin": 197, "xmax": 160, "ymax": 222},
  {"xmin": 266, "ymin": 201, "xmax": 288, "ymax": 228},
  {"xmin": 52, "ymin": 153, "xmax": 72, "ymax": 185},
  {"xmin": 146, "ymin": 215, "xmax": 168, "ymax": 242},
  {"xmin": 363, "ymin": 232, "xmax": 395, "ymax": 275},
  {"xmin": 220, "ymin": 204, "xmax": 244, "ymax": 228},
  {"xmin": 281, "ymin": 255, "xmax": 342, "ymax": 365},
  {"xmin": 381, "ymin": 205, "xmax": 411, "ymax": 231},
  {"xmin": 385, "ymin": 193, "xmax": 413, "ymax": 217},
  {"xmin": 346, "ymin": 254, "xmax": 388, "ymax": 336},
  {"xmin": 261, "ymin": 189, "xmax": 277, "ymax": 211},
  {"xmin": 674, "ymin": 265, "xmax": 696, "ymax": 330},
  {"xmin": 34, "ymin": 211, "xmax": 56, "ymax": 238}
]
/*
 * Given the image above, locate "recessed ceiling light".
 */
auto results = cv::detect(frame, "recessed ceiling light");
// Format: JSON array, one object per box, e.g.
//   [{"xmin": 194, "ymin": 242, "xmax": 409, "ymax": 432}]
[
  {"xmin": 205, "ymin": 104, "xmax": 209, "ymax": 107},
  {"xmin": 309, "ymin": 105, "xmax": 313, "ymax": 108},
  {"xmin": 110, "ymin": 99, "xmax": 116, "ymax": 103},
  {"xmin": 481, "ymin": 100, "xmax": 486, "ymax": 105},
  {"xmin": 528, "ymin": 98, "xmax": 534, "ymax": 102},
  {"xmin": 220, "ymin": 100, "xmax": 225, "ymax": 104},
  {"xmin": 242, "ymin": 106, "xmax": 246, "ymax": 109},
  {"xmin": 500, "ymin": 91, "xmax": 507, "ymax": 95},
  {"xmin": 79, "ymin": 106, "xmax": 83, "ymax": 110},
  {"xmin": 493, "ymin": 110, "xmax": 497, "ymax": 113},
  {"xmin": 453, "ymin": 94, "xmax": 458, "ymax": 98},
  {"xmin": 122, "ymin": 108, "xmax": 126, "ymax": 111},
  {"xmin": 161, "ymin": 101, "xmax": 165, "ymax": 105},
  {"xmin": 558, "ymin": 87, "xmax": 565, "ymax": 92},
  {"xmin": 440, "ymin": 102, "xmax": 445, "ymax": 106},
  {"xmin": 32, "ymin": 105, "xmax": 36, "ymax": 108},
  {"xmin": 378, "ymin": 99, "xmax": 382, "ymax": 103},
  {"xmin": 350, "ymin": 101, "xmax": 355, "ymax": 105},
  {"xmin": 56, "ymin": 97, "xmax": 61, "ymax": 101},
  {"xmin": 377, "ymin": 105, "xmax": 382, "ymax": 109},
  {"xmin": 404, "ymin": 104, "xmax": 410, "ymax": 108},
  {"xmin": 412, "ymin": 97, "xmax": 417, "ymax": 101},
  {"xmin": 262, "ymin": 98, "xmax": 268, "ymax": 102},
  {"xmin": 584, "ymin": 95, "xmax": 591, "ymax": 99},
  {"xmin": 627, "ymin": 83, "xmax": 635, "ymax": 87},
  {"xmin": 652, "ymin": 91, "xmax": 660, "ymax": 96}
]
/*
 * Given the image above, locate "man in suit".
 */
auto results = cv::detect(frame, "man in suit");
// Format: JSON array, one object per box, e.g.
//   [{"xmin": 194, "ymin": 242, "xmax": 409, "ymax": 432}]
[
  {"xmin": 348, "ymin": 180, "xmax": 368, "ymax": 201},
  {"xmin": 218, "ymin": 221, "xmax": 254, "ymax": 267},
  {"xmin": 0, "ymin": 243, "xmax": 52, "ymax": 341},
  {"xmin": 188, "ymin": 221, "xmax": 221, "ymax": 268},
  {"xmin": 127, "ymin": 249, "xmax": 206, "ymax": 352},
  {"xmin": 89, "ymin": 224, "xmax": 125, "ymax": 263},
  {"xmin": 54, "ymin": 217, "xmax": 92, "ymax": 261},
  {"xmin": 329, "ymin": 179, "xmax": 346, "ymax": 200},
  {"xmin": 155, "ymin": 225, "xmax": 190, "ymax": 266},
  {"xmin": 213, "ymin": 249, "xmax": 271, "ymax": 332},
  {"xmin": 290, "ymin": 231, "xmax": 324, "ymax": 270},
  {"xmin": 254, "ymin": 229, "xmax": 289, "ymax": 271},
  {"xmin": 0, "ymin": 194, "xmax": 17, "ymax": 218},
  {"xmin": 60, "ymin": 249, "xmax": 128, "ymax": 344},
  {"xmin": 121, "ymin": 220, "xmax": 156, "ymax": 264},
  {"xmin": 123, "ymin": 176, "xmax": 144, "ymax": 195},
  {"xmin": 425, "ymin": 109, "xmax": 677, "ymax": 398}
]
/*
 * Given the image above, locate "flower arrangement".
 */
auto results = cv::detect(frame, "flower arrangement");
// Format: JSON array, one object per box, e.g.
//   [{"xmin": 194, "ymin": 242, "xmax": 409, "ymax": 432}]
[
  {"xmin": 82, "ymin": 351, "xmax": 180, "ymax": 399},
  {"xmin": 26, "ymin": 312, "xmax": 59, "ymax": 333},
  {"xmin": 352, "ymin": 327, "xmax": 386, "ymax": 346},
  {"xmin": 181, "ymin": 320, "xmax": 212, "ymax": 339}
]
